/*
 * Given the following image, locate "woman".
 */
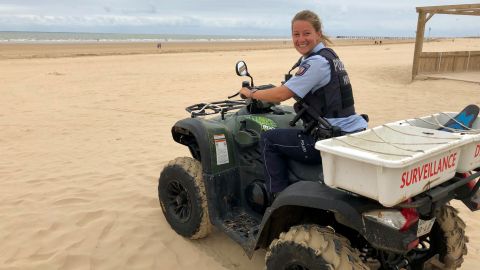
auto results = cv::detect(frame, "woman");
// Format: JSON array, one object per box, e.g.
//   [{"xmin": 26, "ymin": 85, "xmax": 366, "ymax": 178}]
[{"xmin": 240, "ymin": 10, "xmax": 367, "ymax": 196}]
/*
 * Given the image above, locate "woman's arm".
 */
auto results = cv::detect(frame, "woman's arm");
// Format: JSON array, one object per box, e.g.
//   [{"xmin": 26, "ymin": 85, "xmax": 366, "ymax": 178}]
[{"xmin": 239, "ymin": 85, "xmax": 295, "ymax": 103}]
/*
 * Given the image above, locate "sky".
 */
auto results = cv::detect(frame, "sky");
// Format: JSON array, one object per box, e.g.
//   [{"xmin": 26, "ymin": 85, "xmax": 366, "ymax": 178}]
[{"xmin": 0, "ymin": 0, "xmax": 479, "ymax": 37}]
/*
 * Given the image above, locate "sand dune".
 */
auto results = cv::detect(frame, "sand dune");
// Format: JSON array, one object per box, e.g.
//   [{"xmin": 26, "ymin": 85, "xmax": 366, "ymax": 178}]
[{"xmin": 1, "ymin": 39, "xmax": 480, "ymax": 269}]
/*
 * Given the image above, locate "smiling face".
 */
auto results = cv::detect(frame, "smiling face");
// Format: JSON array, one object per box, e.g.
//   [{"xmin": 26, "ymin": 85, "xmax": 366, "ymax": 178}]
[{"xmin": 292, "ymin": 20, "xmax": 322, "ymax": 56}]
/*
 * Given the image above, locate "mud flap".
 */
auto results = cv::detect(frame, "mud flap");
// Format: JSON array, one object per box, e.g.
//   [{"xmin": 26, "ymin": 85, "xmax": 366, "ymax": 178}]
[
  {"xmin": 462, "ymin": 190, "xmax": 480, "ymax": 211},
  {"xmin": 461, "ymin": 174, "xmax": 480, "ymax": 211}
]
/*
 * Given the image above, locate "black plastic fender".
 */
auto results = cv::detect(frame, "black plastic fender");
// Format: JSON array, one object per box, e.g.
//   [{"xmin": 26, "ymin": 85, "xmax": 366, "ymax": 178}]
[
  {"xmin": 172, "ymin": 118, "xmax": 212, "ymax": 171},
  {"xmin": 250, "ymin": 181, "xmax": 415, "ymax": 255},
  {"xmin": 263, "ymin": 180, "xmax": 375, "ymax": 231},
  {"xmin": 171, "ymin": 118, "xmax": 236, "ymax": 174}
]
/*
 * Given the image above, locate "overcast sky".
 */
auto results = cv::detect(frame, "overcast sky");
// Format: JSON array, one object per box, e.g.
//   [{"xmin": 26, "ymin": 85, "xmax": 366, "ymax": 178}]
[{"xmin": 0, "ymin": 0, "xmax": 479, "ymax": 37}]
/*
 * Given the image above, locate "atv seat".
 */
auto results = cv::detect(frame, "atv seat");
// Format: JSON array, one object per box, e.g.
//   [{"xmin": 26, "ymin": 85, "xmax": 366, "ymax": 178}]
[{"xmin": 287, "ymin": 160, "xmax": 324, "ymax": 184}]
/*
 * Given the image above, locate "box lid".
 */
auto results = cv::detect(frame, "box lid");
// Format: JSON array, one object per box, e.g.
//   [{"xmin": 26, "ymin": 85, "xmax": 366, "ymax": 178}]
[{"xmin": 315, "ymin": 125, "xmax": 471, "ymax": 168}]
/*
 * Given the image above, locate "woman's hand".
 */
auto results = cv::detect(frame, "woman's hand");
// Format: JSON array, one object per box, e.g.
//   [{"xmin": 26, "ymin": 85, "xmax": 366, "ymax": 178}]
[
  {"xmin": 239, "ymin": 85, "xmax": 293, "ymax": 102},
  {"xmin": 239, "ymin": 87, "xmax": 253, "ymax": 99}
]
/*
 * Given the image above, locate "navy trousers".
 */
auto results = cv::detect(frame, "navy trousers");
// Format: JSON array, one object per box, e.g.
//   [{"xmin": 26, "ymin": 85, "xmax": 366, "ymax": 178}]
[{"xmin": 260, "ymin": 128, "xmax": 322, "ymax": 193}]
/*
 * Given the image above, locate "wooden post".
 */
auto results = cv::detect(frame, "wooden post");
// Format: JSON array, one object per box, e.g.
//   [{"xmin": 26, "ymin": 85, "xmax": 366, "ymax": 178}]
[{"xmin": 412, "ymin": 10, "xmax": 427, "ymax": 80}]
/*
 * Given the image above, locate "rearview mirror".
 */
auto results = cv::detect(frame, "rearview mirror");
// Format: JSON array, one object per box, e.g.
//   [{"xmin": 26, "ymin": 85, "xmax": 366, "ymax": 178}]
[{"xmin": 235, "ymin": 61, "xmax": 249, "ymax": 76}]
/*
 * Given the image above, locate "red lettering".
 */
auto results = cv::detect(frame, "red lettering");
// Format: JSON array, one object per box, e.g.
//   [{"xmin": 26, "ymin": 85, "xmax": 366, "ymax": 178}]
[
  {"xmin": 423, "ymin": 163, "xmax": 428, "ymax": 180},
  {"xmin": 400, "ymin": 172, "xmax": 406, "ymax": 188},
  {"xmin": 406, "ymin": 170, "xmax": 413, "ymax": 186},
  {"xmin": 412, "ymin": 168, "xmax": 418, "ymax": 184},
  {"xmin": 442, "ymin": 156, "xmax": 448, "ymax": 170},
  {"xmin": 429, "ymin": 162, "xmax": 434, "ymax": 178},
  {"xmin": 437, "ymin": 159, "xmax": 443, "ymax": 173},
  {"xmin": 475, "ymin": 144, "xmax": 480, "ymax": 158},
  {"xmin": 400, "ymin": 151, "xmax": 459, "ymax": 189}
]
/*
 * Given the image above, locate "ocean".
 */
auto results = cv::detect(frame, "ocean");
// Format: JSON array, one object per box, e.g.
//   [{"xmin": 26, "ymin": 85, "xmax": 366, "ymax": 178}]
[{"xmin": 0, "ymin": 31, "xmax": 289, "ymax": 43}]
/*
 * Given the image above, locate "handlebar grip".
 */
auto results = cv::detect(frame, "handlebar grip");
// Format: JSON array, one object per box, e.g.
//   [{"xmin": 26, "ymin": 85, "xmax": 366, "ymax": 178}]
[{"xmin": 240, "ymin": 81, "xmax": 251, "ymax": 99}]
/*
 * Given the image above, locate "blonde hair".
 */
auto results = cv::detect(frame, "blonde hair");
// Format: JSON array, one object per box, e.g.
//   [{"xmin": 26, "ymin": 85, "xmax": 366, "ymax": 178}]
[{"xmin": 291, "ymin": 10, "xmax": 332, "ymax": 45}]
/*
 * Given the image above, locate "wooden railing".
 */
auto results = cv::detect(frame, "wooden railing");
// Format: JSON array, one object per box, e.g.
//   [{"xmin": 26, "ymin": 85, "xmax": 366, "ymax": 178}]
[{"xmin": 417, "ymin": 50, "xmax": 480, "ymax": 74}]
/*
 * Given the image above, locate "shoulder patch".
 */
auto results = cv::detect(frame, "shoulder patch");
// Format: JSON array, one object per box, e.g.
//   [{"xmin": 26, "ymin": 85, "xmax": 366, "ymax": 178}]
[{"xmin": 295, "ymin": 63, "xmax": 310, "ymax": 76}]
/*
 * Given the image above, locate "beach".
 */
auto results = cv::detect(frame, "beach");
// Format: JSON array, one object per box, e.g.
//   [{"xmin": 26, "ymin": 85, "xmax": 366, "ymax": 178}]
[
  {"xmin": 0, "ymin": 38, "xmax": 417, "ymax": 60},
  {"xmin": 1, "ymin": 38, "xmax": 480, "ymax": 269}
]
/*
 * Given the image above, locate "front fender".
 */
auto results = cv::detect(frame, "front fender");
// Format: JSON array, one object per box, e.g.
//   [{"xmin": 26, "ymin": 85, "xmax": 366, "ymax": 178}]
[{"xmin": 172, "ymin": 118, "xmax": 237, "ymax": 174}]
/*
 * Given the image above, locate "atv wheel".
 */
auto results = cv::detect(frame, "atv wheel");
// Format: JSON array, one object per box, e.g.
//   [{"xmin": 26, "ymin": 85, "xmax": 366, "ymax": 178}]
[
  {"xmin": 158, "ymin": 157, "xmax": 211, "ymax": 239},
  {"xmin": 411, "ymin": 205, "xmax": 468, "ymax": 269},
  {"xmin": 265, "ymin": 224, "xmax": 368, "ymax": 270}
]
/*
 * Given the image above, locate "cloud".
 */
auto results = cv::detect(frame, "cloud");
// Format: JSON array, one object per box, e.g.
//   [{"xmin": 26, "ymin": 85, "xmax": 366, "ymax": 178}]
[
  {"xmin": 0, "ymin": 0, "xmax": 479, "ymax": 36},
  {"xmin": 103, "ymin": 6, "xmax": 112, "ymax": 13},
  {"xmin": 0, "ymin": 14, "xmax": 284, "ymax": 31}
]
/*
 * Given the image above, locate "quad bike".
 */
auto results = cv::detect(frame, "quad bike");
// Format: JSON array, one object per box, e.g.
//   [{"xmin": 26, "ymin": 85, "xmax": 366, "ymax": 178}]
[{"xmin": 158, "ymin": 61, "xmax": 480, "ymax": 269}]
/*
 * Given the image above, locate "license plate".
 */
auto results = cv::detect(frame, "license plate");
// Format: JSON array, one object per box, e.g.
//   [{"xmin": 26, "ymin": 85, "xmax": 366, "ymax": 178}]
[{"xmin": 417, "ymin": 218, "xmax": 436, "ymax": 237}]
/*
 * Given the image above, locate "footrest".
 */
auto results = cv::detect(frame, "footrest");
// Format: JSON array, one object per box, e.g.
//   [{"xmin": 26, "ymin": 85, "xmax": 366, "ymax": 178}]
[{"xmin": 223, "ymin": 211, "xmax": 260, "ymax": 239}]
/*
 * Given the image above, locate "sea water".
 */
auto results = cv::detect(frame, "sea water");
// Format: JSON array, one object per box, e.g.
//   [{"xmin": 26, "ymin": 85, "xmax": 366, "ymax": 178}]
[{"xmin": 0, "ymin": 31, "xmax": 288, "ymax": 43}]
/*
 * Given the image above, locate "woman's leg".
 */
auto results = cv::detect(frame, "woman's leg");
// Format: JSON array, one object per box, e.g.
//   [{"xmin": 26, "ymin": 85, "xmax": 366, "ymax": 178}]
[{"xmin": 260, "ymin": 129, "xmax": 321, "ymax": 193}]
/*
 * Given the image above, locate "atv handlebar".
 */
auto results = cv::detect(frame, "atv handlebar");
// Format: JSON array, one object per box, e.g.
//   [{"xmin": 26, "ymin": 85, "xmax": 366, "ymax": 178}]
[{"xmin": 227, "ymin": 81, "xmax": 251, "ymax": 99}]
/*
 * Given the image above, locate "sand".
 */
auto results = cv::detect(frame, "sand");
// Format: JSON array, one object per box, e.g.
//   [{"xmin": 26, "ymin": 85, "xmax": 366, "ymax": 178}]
[
  {"xmin": 1, "ymin": 38, "xmax": 480, "ymax": 270},
  {"xmin": 0, "ymin": 38, "xmax": 415, "ymax": 60}
]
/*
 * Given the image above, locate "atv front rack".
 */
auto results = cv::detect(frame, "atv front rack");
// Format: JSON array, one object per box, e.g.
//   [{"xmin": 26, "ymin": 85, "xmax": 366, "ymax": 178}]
[{"xmin": 186, "ymin": 100, "xmax": 246, "ymax": 119}]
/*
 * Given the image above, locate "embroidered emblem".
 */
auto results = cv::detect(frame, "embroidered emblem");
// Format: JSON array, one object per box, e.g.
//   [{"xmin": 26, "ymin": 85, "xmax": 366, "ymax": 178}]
[{"xmin": 295, "ymin": 64, "xmax": 310, "ymax": 76}]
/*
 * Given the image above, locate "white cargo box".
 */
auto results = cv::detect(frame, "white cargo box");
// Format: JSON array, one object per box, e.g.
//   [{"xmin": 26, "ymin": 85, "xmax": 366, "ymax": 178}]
[
  {"xmin": 315, "ymin": 125, "xmax": 470, "ymax": 207},
  {"xmin": 391, "ymin": 112, "xmax": 480, "ymax": 172}
]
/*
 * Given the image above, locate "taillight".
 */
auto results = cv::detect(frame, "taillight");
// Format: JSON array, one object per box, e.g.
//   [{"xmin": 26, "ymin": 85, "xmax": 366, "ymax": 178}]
[
  {"xmin": 407, "ymin": 238, "xmax": 420, "ymax": 250},
  {"xmin": 462, "ymin": 172, "xmax": 478, "ymax": 190},
  {"xmin": 467, "ymin": 179, "xmax": 478, "ymax": 189},
  {"xmin": 363, "ymin": 208, "xmax": 419, "ymax": 231},
  {"xmin": 400, "ymin": 208, "xmax": 419, "ymax": 231}
]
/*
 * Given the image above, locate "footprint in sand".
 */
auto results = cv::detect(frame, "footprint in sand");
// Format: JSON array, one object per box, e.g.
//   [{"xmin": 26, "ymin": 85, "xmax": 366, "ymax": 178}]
[
  {"xmin": 47, "ymin": 71, "xmax": 65, "ymax": 76},
  {"xmin": 53, "ymin": 198, "xmax": 89, "ymax": 206},
  {"xmin": 29, "ymin": 251, "xmax": 56, "ymax": 262},
  {"xmin": 76, "ymin": 210, "xmax": 104, "ymax": 227}
]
